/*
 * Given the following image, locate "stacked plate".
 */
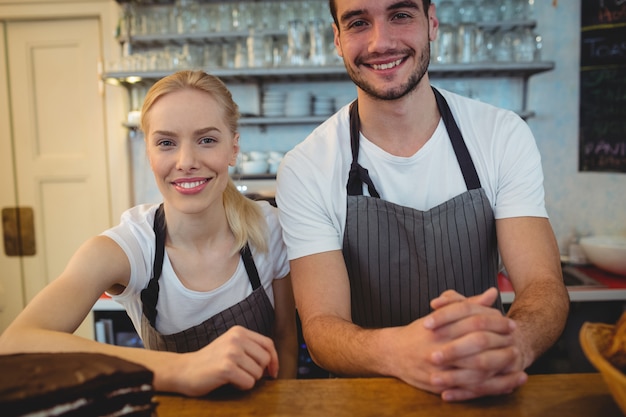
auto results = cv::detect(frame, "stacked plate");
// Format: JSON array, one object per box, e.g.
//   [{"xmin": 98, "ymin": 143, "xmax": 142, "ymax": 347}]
[
  {"xmin": 285, "ymin": 90, "xmax": 312, "ymax": 117},
  {"xmin": 313, "ymin": 95, "xmax": 334, "ymax": 116},
  {"xmin": 262, "ymin": 90, "xmax": 286, "ymax": 117}
]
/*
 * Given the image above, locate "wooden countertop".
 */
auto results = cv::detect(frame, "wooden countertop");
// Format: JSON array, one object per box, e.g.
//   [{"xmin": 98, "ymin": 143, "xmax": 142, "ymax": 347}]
[{"xmin": 154, "ymin": 373, "xmax": 623, "ymax": 417}]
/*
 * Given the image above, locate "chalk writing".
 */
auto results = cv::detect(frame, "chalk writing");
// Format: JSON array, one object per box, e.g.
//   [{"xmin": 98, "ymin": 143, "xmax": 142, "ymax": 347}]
[{"xmin": 579, "ymin": 0, "xmax": 626, "ymax": 173}]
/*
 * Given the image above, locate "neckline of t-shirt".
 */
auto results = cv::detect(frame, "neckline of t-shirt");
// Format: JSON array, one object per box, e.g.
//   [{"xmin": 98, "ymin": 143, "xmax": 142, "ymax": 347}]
[{"xmin": 358, "ymin": 118, "xmax": 446, "ymax": 163}]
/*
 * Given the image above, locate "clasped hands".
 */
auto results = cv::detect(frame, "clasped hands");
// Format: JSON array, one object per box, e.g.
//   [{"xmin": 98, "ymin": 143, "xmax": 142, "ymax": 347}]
[{"xmin": 391, "ymin": 287, "xmax": 528, "ymax": 402}]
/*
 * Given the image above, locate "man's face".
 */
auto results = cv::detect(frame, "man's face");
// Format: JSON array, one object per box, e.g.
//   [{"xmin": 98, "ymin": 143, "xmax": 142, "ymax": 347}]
[{"xmin": 332, "ymin": 0, "xmax": 438, "ymax": 101}]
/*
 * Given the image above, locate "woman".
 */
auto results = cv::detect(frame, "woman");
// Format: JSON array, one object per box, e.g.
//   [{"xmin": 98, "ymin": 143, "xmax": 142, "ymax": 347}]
[{"xmin": 0, "ymin": 70, "xmax": 297, "ymax": 396}]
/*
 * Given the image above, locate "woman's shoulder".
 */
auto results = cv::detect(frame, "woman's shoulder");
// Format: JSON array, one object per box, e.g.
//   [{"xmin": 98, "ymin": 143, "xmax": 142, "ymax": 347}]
[
  {"xmin": 254, "ymin": 200, "xmax": 279, "ymax": 224},
  {"xmin": 102, "ymin": 203, "xmax": 160, "ymax": 242}
]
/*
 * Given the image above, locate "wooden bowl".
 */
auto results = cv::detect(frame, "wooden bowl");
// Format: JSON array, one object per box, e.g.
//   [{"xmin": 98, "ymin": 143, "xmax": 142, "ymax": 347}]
[{"xmin": 580, "ymin": 321, "xmax": 626, "ymax": 415}]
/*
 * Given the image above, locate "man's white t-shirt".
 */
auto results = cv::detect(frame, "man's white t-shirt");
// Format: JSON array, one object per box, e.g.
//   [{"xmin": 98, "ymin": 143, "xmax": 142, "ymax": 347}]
[{"xmin": 276, "ymin": 89, "xmax": 548, "ymax": 261}]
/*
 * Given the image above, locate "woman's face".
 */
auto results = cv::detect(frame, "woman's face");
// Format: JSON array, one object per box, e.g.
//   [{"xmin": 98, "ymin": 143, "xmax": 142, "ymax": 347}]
[{"xmin": 144, "ymin": 88, "xmax": 239, "ymax": 215}]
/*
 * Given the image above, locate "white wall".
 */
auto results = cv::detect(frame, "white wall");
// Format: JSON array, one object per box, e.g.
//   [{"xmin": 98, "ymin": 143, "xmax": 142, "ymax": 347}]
[{"xmin": 528, "ymin": 0, "xmax": 626, "ymax": 249}]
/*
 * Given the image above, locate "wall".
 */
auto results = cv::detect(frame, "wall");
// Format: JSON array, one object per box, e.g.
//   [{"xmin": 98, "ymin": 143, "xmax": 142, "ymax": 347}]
[
  {"xmin": 529, "ymin": 0, "xmax": 625, "ymax": 249},
  {"xmin": 129, "ymin": 0, "xmax": 626, "ymax": 252}
]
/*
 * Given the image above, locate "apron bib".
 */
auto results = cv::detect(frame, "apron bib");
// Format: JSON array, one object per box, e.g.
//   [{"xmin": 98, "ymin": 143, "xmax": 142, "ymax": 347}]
[
  {"xmin": 343, "ymin": 88, "xmax": 501, "ymax": 329},
  {"xmin": 139, "ymin": 204, "xmax": 275, "ymax": 352}
]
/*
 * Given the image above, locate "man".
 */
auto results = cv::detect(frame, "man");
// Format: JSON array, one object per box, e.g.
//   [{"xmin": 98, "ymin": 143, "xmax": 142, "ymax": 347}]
[{"xmin": 275, "ymin": 0, "xmax": 569, "ymax": 402}]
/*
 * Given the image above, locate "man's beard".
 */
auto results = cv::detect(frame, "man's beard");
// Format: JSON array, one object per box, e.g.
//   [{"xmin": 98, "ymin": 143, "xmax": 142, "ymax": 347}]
[{"xmin": 344, "ymin": 45, "xmax": 431, "ymax": 101}]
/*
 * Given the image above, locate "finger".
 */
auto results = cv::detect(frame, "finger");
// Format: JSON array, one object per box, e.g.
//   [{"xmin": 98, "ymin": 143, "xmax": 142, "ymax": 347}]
[
  {"xmin": 424, "ymin": 295, "xmax": 505, "ymax": 331},
  {"xmin": 430, "ymin": 313, "xmax": 516, "ymax": 341},
  {"xmin": 241, "ymin": 331, "xmax": 279, "ymax": 379},
  {"xmin": 451, "ymin": 345, "xmax": 522, "ymax": 373},
  {"xmin": 430, "ymin": 287, "xmax": 499, "ymax": 310},
  {"xmin": 431, "ymin": 331, "xmax": 514, "ymax": 366},
  {"xmin": 440, "ymin": 371, "xmax": 528, "ymax": 402},
  {"xmin": 430, "ymin": 289, "xmax": 466, "ymax": 309},
  {"xmin": 430, "ymin": 346, "xmax": 521, "ymax": 387}
]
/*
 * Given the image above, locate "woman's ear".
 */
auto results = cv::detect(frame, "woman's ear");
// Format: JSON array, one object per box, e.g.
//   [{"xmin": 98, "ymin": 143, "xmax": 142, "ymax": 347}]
[{"xmin": 230, "ymin": 133, "xmax": 240, "ymax": 166}]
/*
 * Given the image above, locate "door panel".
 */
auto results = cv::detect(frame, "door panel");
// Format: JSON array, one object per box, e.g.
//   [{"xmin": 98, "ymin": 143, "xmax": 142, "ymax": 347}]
[
  {"xmin": 5, "ymin": 18, "xmax": 110, "ymax": 335},
  {"xmin": 0, "ymin": 22, "xmax": 25, "ymax": 333}
]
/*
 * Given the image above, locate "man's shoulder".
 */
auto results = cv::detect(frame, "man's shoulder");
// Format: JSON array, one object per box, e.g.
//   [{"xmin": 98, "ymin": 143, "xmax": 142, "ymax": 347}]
[
  {"xmin": 282, "ymin": 105, "xmax": 352, "ymax": 170},
  {"xmin": 437, "ymin": 88, "xmax": 520, "ymax": 121}
]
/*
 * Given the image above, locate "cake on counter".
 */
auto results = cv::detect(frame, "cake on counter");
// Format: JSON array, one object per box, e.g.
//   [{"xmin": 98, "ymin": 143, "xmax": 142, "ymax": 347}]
[{"xmin": 0, "ymin": 352, "xmax": 155, "ymax": 416}]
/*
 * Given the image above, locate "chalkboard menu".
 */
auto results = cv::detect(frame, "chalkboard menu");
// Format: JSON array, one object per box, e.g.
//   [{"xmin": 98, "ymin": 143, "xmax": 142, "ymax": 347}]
[{"xmin": 579, "ymin": 0, "xmax": 626, "ymax": 173}]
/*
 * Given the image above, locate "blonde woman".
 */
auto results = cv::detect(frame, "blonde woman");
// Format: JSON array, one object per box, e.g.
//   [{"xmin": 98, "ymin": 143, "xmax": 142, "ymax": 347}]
[{"xmin": 0, "ymin": 70, "xmax": 297, "ymax": 396}]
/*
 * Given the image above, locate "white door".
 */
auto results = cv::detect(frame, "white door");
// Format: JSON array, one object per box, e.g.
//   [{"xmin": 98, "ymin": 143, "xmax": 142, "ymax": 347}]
[
  {"xmin": 0, "ymin": 17, "xmax": 110, "ymax": 336},
  {"xmin": 0, "ymin": 22, "xmax": 24, "ymax": 333}
]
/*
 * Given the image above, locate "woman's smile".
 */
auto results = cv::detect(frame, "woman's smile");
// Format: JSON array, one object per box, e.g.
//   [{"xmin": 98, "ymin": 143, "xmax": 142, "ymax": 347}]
[{"xmin": 172, "ymin": 177, "xmax": 210, "ymax": 194}]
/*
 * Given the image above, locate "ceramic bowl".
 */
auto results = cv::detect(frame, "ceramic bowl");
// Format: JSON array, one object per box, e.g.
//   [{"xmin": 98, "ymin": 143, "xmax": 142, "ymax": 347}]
[
  {"xmin": 580, "ymin": 235, "xmax": 626, "ymax": 276},
  {"xmin": 240, "ymin": 160, "xmax": 268, "ymax": 175}
]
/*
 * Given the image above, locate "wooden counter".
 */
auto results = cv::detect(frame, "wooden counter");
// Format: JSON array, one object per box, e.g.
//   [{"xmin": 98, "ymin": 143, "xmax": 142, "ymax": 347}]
[{"xmin": 154, "ymin": 373, "xmax": 623, "ymax": 417}]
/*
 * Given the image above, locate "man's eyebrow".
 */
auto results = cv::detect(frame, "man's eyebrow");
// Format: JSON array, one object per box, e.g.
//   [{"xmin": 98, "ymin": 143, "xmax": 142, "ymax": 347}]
[
  {"xmin": 339, "ymin": 7, "xmax": 366, "ymax": 24},
  {"xmin": 389, "ymin": 1, "xmax": 421, "ymax": 13},
  {"xmin": 339, "ymin": 1, "xmax": 421, "ymax": 24}
]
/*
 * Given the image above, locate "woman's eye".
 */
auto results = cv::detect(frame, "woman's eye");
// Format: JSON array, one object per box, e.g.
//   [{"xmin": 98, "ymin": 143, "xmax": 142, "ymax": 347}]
[
  {"xmin": 200, "ymin": 136, "xmax": 217, "ymax": 144},
  {"xmin": 157, "ymin": 139, "xmax": 174, "ymax": 147}
]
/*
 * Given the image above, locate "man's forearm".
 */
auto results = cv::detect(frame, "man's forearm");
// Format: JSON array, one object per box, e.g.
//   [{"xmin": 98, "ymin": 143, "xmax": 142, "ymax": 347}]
[
  {"xmin": 303, "ymin": 315, "xmax": 397, "ymax": 377},
  {"xmin": 506, "ymin": 279, "xmax": 570, "ymax": 369}
]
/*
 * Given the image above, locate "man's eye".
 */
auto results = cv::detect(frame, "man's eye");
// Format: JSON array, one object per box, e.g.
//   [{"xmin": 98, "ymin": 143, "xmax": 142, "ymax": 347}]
[
  {"xmin": 347, "ymin": 19, "xmax": 367, "ymax": 29},
  {"xmin": 392, "ymin": 12, "xmax": 412, "ymax": 21}
]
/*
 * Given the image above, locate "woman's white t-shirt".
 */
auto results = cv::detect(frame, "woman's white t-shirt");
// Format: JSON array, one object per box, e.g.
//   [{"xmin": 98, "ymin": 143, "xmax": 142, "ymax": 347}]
[{"xmin": 102, "ymin": 201, "xmax": 289, "ymax": 336}]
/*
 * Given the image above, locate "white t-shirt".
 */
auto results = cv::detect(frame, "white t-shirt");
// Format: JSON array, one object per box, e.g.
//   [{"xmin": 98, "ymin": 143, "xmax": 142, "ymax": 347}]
[
  {"xmin": 103, "ymin": 201, "xmax": 289, "ymax": 336},
  {"xmin": 276, "ymin": 89, "xmax": 548, "ymax": 261}
]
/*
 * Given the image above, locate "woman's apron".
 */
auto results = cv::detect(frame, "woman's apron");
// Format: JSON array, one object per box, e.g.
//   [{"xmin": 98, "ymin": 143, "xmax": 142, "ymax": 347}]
[
  {"xmin": 139, "ymin": 204, "xmax": 275, "ymax": 352},
  {"xmin": 343, "ymin": 88, "xmax": 502, "ymax": 329}
]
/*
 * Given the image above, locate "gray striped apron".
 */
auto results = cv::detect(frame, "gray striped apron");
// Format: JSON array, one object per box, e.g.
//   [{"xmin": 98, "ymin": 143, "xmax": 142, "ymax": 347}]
[
  {"xmin": 139, "ymin": 204, "xmax": 274, "ymax": 352},
  {"xmin": 343, "ymin": 88, "xmax": 502, "ymax": 329}
]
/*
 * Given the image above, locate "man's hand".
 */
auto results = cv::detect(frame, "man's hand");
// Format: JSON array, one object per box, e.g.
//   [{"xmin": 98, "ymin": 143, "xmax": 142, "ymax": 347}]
[{"xmin": 423, "ymin": 288, "xmax": 528, "ymax": 401}]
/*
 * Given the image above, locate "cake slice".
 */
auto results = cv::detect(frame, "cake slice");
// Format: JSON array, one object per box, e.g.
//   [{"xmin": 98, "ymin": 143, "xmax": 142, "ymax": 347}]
[{"xmin": 0, "ymin": 352, "xmax": 155, "ymax": 416}]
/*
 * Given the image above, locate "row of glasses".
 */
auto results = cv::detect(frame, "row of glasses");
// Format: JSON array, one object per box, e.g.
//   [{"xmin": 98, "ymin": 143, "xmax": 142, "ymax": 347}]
[
  {"xmin": 121, "ymin": 0, "xmax": 332, "ymax": 37},
  {"xmin": 437, "ymin": 0, "xmax": 535, "ymax": 25},
  {"xmin": 432, "ymin": 25, "xmax": 542, "ymax": 65},
  {"xmin": 108, "ymin": 28, "xmax": 342, "ymax": 74}
]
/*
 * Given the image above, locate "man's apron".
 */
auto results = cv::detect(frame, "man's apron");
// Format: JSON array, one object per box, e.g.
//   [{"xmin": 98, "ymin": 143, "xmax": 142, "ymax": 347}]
[
  {"xmin": 343, "ymin": 88, "xmax": 502, "ymax": 328},
  {"xmin": 139, "ymin": 204, "xmax": 275, "ymax": 352}
]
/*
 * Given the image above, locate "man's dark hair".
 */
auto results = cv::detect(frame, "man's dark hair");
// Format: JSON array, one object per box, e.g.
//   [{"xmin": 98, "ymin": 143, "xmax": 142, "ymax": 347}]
[{"xmin": 328, "ymin": 0, "xmax": 432, "ymax": 29}]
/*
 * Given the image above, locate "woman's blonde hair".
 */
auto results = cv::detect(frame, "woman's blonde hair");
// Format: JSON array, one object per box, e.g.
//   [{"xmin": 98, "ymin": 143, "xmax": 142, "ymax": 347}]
[{"xmin": 141, "ymin": 70, "xmax": 268, "ymax": 254}]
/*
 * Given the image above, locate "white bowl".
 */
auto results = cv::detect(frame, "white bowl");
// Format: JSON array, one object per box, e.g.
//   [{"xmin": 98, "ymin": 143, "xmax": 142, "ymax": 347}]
[
  {"xmin": 247, "ymin": 151, "xmax": 269, "ymax": 161},
  {"xmin": 580, "ymin": 235, "xmax": 626, "ymax": 276},
  {"xmin": 239, "ymin": 160, "xmax": 268, "ymax": 175}
]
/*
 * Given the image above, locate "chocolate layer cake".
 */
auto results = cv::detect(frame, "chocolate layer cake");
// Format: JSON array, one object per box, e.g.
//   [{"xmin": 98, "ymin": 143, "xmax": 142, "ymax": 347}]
[{"xmin": 0, "ymin": 352, "xmax": 155, "ymax": 416}]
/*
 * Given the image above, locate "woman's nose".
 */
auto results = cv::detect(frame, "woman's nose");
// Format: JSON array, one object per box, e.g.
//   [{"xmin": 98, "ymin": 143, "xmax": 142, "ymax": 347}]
[{"xmin": 176, "ymin": 143, "xmax": 198, "ymax": 171}]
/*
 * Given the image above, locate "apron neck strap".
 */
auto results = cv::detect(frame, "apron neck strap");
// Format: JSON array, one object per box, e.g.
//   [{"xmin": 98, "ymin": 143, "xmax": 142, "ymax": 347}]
[
  {"xmin": 346, "ymin": 100, "xmax": 381, "ymax": 198},
  {"xmin": 141, "ymin": 203, "xmax": 166, "ymax": 328},
  {"xmin": 432, "ymin": 87, "xmax": 482, "ymax": 190},
  {"xmin": 240, "ymin": 243, "xmax": 262, "ymax": 290}
]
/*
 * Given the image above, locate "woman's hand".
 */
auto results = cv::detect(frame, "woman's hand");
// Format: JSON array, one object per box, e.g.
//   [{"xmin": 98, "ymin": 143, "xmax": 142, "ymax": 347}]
[{"xmin": 163, "ymin": 325, "xmax": 279, "ymax": 396}]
